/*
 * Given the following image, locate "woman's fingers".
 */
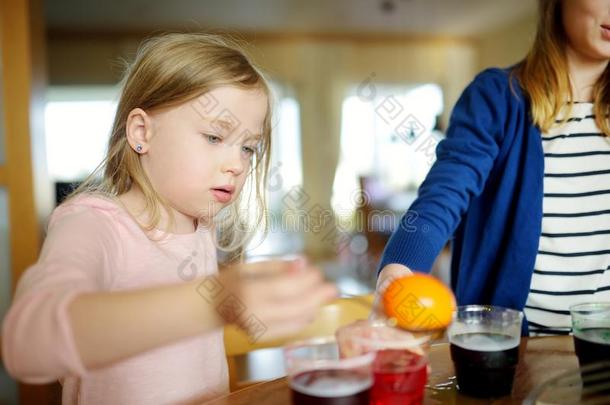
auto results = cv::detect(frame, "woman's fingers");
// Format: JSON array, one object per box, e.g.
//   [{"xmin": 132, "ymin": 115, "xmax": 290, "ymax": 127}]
[
  {"xmin": 370, "ymin": 263, "xmax": 414, "ymax": 319},
  {"xmin": 376, "ymin": 263, "xmax": 413, "ymax": 293}
]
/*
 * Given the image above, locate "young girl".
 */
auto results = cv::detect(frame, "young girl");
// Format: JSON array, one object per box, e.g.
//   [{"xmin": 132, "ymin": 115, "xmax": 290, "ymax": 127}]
[
  {"xmin": 2, "ymin": 33, "xmax": 337, "ymax": 404},
  {"xmin": 375, "ymin": 0, "xmax": 610, "ymax": 336}
]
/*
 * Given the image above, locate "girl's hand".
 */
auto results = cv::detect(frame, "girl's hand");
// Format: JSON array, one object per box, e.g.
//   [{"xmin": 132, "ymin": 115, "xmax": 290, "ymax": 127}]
[
  {"xmin": 210, "ymin": 259, "xmax": 338, "ymax": 341},
  {"xmin": 370, "ymin": 263, "xmax": 413, "ymax": 320}
]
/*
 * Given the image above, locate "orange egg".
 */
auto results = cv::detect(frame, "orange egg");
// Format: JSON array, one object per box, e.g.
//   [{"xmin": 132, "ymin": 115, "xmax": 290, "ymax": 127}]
[{"xmin": 382, "ymin": 272, "xmax": 456, "ymax": 331}]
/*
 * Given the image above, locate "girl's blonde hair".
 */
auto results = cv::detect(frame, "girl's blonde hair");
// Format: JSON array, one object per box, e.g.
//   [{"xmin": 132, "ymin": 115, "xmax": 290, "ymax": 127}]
[
  {"xmin": 514, "ymin": 0, "xmax": 610, "ymax": 134},
  {"xmin": 70, "ymin": 33, "xmax": 272, "ymax": 256}
]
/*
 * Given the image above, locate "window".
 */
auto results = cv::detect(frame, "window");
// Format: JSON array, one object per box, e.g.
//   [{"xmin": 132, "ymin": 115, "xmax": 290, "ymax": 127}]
[
  {"xmin": 45, "ymin": 86, "xmax": 119, "ymax": 182},
  {"xmin": 266, "ymin": 86, "xmax": 303, "ymax": 212},
  {"xmin": 333, "ymin": 83, "xmax": 444, "ymax": 223},
  {"xmin": 244, "ymin": 82, "xmax": 304, "ymax": 256}
]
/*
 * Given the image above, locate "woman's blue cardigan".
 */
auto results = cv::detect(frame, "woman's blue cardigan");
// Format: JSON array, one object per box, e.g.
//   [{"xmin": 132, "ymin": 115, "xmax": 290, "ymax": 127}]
[{"xmin": 379, "ymin": 68, "xmax": 544, "ymax": 335}]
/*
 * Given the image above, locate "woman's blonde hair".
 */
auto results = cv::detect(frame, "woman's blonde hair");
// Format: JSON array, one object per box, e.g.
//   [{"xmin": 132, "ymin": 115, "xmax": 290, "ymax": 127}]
[
  {"xmin": 514, "ymin": 0, "xmax": 610, "ymax": 134},
  {"xmin": 70, "ymin": 33, "xmax": 272, "ymax": 256}
]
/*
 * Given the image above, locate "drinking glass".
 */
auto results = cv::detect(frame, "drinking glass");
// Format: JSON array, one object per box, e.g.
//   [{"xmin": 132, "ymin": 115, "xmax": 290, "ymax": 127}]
[
  {"xmin": 336, "ymin": 319, "xmax": 430, "ymax": 405},
  {"xmin": 283, "ymin": 336, "xmax": 375, "ymax": 405},
  {"xmin": 447, "ymin": 305, "xmax": 523, "ymax": 398},
  {"xmin": 570, "ymin": 302, "xmax": 610, "ymax": 368}
]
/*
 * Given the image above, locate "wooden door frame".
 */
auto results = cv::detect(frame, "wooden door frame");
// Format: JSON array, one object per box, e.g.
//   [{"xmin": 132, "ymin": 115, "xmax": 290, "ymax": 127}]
[
  {"xmin": 0, "ymin": 0, "xmax": 41, "ymax": 292},
  {"xmin": 1, "ymin": 0, "xmax": 61, "ymax": 404}
]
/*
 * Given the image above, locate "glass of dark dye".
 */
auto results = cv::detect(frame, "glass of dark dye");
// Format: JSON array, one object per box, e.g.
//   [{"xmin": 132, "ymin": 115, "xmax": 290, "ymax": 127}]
[
  {"xmin": 447, "ymin": 305, "xmax": 523, "ymax": 398},
  {"xmin": 570, "ymin": 302, "xmax": 610, "ymax": 368},
  {"xmin": 283, "ymin": 337, "xmax": 375, "ymax": 405},
  {"xmin": 570, "ymin": 302, "xmax": 610, "ymax": 398}
]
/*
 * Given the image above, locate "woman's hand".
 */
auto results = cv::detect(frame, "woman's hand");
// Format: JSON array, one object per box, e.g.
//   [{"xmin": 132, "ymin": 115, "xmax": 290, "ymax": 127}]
[
  {"xmin": 212, "ymin": 259, "xmax": 338, "ymax": 341},
  {"xmin": 370, "ymin": 263, "xmax": 413, "ymax": 320}
]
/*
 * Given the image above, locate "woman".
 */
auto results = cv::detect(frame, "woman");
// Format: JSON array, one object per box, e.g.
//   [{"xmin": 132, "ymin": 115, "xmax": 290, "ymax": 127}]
[{"xmin": 375, "ymin": 0, "xmax": 610, "ymax": 336}]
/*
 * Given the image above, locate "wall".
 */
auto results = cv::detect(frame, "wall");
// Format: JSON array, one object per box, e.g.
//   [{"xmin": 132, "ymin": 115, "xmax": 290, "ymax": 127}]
[{"xmin": 477, "ymin": 13, "xmax": 537, "ymax": 71}]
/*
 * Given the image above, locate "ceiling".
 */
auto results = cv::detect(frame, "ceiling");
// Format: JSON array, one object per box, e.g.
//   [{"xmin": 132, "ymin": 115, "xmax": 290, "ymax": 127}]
[{"xmin": 45, "ymin": 0, "xmax": 537, "ymax": 37}]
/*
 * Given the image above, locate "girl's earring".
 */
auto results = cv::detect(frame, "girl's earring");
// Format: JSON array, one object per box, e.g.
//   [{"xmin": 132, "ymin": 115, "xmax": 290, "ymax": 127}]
[{"xmin": 136, "ymin": 144, "xmax": 143, "ymax": 153}]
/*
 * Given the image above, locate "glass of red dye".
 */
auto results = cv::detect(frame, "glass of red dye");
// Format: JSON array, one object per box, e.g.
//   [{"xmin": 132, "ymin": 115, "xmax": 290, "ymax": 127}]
[{"xmin": 336, "ymin": 320, "xmax": 430, "ymax": 405}]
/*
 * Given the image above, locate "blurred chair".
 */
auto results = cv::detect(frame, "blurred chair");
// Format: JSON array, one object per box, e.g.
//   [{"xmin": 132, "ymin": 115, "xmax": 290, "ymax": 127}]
[
  {"xmin": 224, "ymin": 294, "xmax": 374, "ymax": 391},
  {"xmin": 357, "ymin": 176, "xmax": 392, "ymax": 265}
]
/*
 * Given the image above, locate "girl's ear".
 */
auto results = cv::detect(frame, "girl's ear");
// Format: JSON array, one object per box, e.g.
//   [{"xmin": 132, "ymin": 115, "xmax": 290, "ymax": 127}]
[{"xmin": 126, "ymin": 108, "xmax": 152, "ymax": 154}]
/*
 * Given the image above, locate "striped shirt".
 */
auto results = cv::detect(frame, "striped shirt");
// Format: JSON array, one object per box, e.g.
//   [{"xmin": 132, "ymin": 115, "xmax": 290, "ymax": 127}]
[{"xmin": 525, "ymin": 102, "xmax": 610, "ymax": 336}]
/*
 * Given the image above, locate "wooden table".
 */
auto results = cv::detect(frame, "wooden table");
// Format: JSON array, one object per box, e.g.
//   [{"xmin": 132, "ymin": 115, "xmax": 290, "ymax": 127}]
[{"xmin": 208, "ymin": 336, "xmax": 581, "ymax": 404}]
